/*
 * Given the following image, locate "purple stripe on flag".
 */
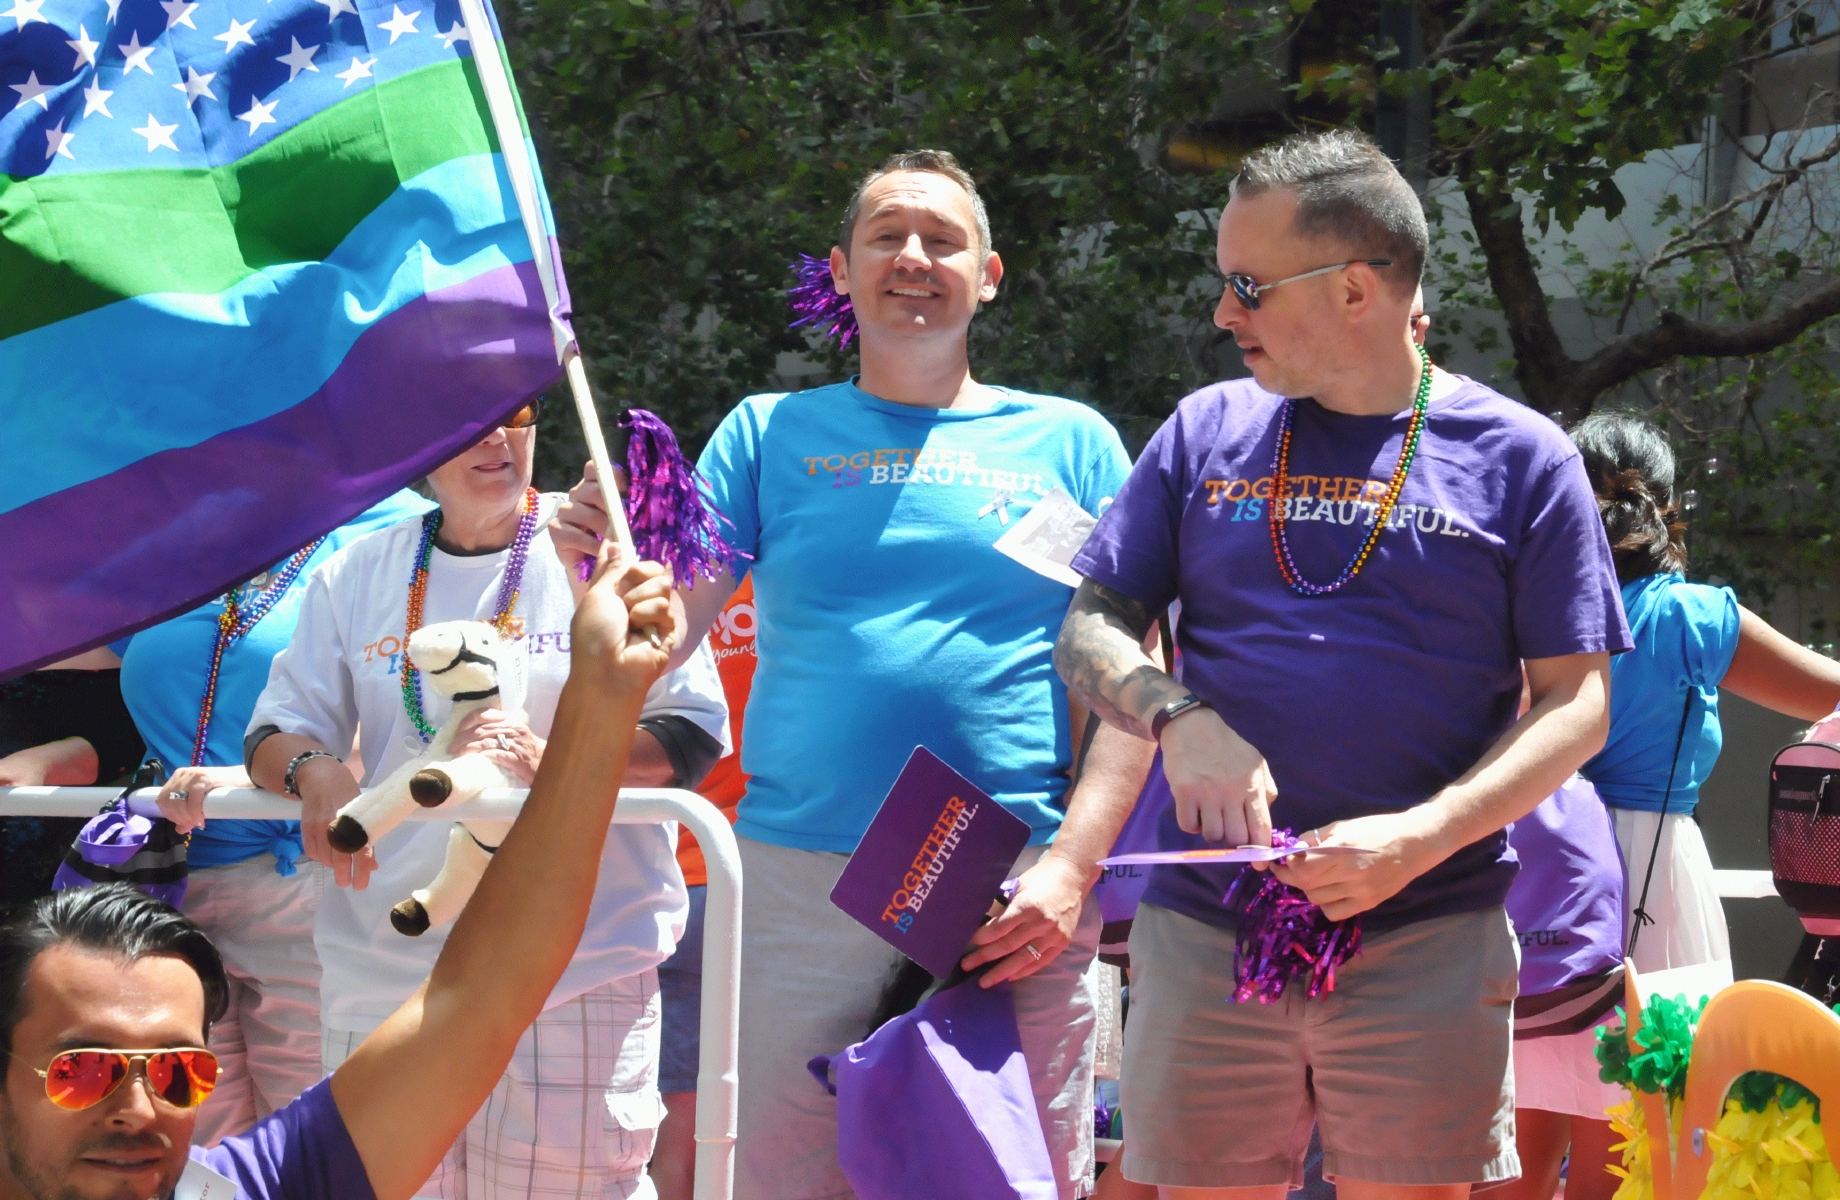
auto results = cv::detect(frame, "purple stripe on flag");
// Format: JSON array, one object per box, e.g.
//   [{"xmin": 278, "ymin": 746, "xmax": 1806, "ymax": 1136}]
[{"xmin": 0, "ymin": 260, "xmax": 562, "ymax": 678}]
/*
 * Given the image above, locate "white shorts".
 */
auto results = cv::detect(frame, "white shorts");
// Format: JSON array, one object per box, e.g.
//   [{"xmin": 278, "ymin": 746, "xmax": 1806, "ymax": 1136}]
[
  {"xmin": 184, "ymin": 856, "xmax": 328, "ymax": 1146},
  {"xmin": 1511, "ymin": 1020, "xmax": 1625, "ymax": 1120},
  {"xmin": 1615, "ymin": 809, "xmax": 1730, "ymax": 973},
  {"xmin": 323, "ymin": 972, "xmax": 663, "ymax": 1200},
  {"xmin": 735, "ymin": 835, "xmax": 1101, "ymax": 1200}
]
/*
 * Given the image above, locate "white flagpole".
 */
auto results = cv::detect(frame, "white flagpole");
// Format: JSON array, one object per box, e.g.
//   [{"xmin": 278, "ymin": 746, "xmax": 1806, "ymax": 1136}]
[{"xmin": 456, "ymin": 0, "xmax": 634, "ymax": 558}]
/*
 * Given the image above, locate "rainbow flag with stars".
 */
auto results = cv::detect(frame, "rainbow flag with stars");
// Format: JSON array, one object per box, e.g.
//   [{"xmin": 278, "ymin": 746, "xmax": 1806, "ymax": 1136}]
[{"xmin": 0, "ymin": 0, "xmax": 568, "ymax": 677}]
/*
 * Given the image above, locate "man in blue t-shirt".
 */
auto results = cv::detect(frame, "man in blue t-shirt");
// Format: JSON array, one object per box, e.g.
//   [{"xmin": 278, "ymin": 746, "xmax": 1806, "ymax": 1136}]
[
  {"xmin": 0, "ymin": 554, "xmax": 679, "ymax": 1200},
  {"xmin": 1057, "ymin": 131, "xmax": 1631, "ymax": 1196},
  {"xmin": 553, "ymin": 149, "xmax": 1154, "ymax": 1200}
]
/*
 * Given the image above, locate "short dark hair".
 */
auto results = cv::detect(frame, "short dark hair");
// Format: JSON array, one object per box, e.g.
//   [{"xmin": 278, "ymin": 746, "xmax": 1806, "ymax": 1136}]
[
  {"xmin": 839, "ymin": 149, "xmax": 991, "ymax": 263},
  {"xmin": 1568, "ymin": 412, "xmax": 1689, "ymax": 584},
  {"xmin": 1232, "ymin": 130, "xmax": 1428, "ymax": 291},
  {"xmin": 0, "ymin": 886, "xmax": 227, "ymax": 1056}
]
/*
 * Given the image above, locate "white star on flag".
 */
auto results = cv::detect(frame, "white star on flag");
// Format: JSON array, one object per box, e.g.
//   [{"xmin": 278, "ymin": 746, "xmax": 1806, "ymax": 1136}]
[
  {"xmin": 159, "ymin": 0, "xmax": 198, "ymax": 30},
  {"xmin": 314, "ymin": 0, "xmax": 357, "ymax": 21},
  {"xmin": 3, "ymin": 0, "xmax": 45, "ymax": 30},
  {"xmin": 132, "ymin": 114, "xmax": 180, "ymax": 152},
  {"xmin": 119, "ymin": 31, "xmax": 156, "ymax": 75},
  {"xmin": 215, "ymin": 17, "xmax": 258, "ymax": 51},
  {"xmin": 334, "ymin": 56, "xmax": 375, "ymax": 87},
  {"xmin": 45, "ymin": 119, "xmax": 74, "ymax": 160},
  {"xmin": 104, "ymin": 0, "xmax": 121, "ymax": 17},
  {"xmin": 236, "ymin": 95, "xmax": 278, "ymax": 133},
  {"xmin": 439, "ymin": 21, "xmax": 469, "ymax": 49},
  {"xmin": 8, "ymin": 71, "xmax": 51, "ymax": 110},
  {"xmin": 67, "ymin": 24, "xmax": 100, "ymax": 69},
  {"xmin": 378, "ymin": 4, "xmax": 419, "ymax": 41},
  {"xmin": 173, "ymin": 66, "xmax": 217, "ymax": 102},
  {"xmin": 82, "ymin": 80, "xmax": 113, "ymax": 117},
  {"xmin": 276, "ymin": 36, "xmax": 320, "ymax": 80}
]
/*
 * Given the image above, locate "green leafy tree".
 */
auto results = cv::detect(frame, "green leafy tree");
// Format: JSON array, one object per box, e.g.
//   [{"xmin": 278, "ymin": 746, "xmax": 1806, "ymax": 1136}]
[
  {"xmin": 1306, "ymin": 0, "xmax": 1840, "ymax": 611},
  {"xmin": 508, "ymin": 0, "xmax": 1254, "ymax": 482}
]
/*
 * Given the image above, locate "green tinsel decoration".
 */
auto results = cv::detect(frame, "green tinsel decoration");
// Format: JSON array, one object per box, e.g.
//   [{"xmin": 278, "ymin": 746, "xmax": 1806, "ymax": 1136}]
[
  {"xmin": 1592, "ymin": 994, "xmax": 1707, "ymax": 1099},
  {"xmin": 1592, "ymin": 995, "xmax": 1840, "ymax": 1117}
]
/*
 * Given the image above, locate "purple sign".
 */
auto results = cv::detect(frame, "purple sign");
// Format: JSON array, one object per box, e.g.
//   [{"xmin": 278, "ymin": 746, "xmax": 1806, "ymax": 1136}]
[{"xmin": 831, "ymin": 747, "xmax": 1032, "ymax": 977}]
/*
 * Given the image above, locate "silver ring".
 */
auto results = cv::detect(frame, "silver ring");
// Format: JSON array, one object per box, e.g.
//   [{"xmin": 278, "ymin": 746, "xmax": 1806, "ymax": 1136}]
[
  {"xmin": 1025, "ymin": 944, "xmax": 1042, "ymax": 962},
  {"xmin": 495, "ymin": 732, "xmax": 510, "ymax": 751},
  {"xmin": 165, "ymin": 791, "xmax": 184, "ymax": 803}
]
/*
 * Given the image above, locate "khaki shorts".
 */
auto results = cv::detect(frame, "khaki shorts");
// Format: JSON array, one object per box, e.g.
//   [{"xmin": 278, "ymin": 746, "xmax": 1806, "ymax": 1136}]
[
  {"xmin": 735, "ymin": 835, "xmax": 1102, "ymax": 1200},
  {"xmin": 1121, "ymin": 902, "xmax": 1519, "ymax": 1189}
]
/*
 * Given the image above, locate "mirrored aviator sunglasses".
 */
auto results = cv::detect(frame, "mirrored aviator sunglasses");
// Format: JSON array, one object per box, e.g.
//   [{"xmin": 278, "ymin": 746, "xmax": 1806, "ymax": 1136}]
[
  {"xmin": 37, "ymin": 1049, "xmax": 220, "ymax": 1111},
  {"xmin": 498, "ymin": 398, "xmax": 544, "ymax": 430}
]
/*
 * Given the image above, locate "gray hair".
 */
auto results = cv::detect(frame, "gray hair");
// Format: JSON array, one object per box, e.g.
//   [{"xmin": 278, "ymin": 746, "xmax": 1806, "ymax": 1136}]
[
  {"xmin": 1232, "ymin": 130, "xmax": 1426, "ymax": 291},
  {"xmin": 839, "ymin": 149, "xmax": 992, "ymax": 264}
]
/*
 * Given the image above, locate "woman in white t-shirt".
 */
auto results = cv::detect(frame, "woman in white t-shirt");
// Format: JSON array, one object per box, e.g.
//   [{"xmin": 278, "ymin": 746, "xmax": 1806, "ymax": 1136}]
[{"xmin": 245, "ymin": 401, "xmax": 729, "ymax": 1200}]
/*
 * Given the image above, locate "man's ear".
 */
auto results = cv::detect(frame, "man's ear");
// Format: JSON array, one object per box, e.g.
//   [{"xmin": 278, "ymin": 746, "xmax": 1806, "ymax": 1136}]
[
  {"xmin": 979, "ymin": 250, "xmax": 1004, "ymax": 303},
  {"xmin": 829, "ymin": 246, "xmax": 850, "ymax": 297},
  {"xmin": 1337, "ymin": 260, "xmax": 1384, "ymax": 320}
]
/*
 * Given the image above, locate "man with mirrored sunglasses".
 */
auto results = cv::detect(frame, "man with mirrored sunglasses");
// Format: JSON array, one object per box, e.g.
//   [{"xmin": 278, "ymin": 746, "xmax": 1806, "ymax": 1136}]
[{"xmin": 0, "ymin": 547, "xmax": 681, "ymax": 1200}]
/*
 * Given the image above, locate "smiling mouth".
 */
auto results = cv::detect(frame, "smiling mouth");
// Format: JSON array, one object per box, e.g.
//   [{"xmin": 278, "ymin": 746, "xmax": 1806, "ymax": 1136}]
[{"xmin": 887, "ymin": 286, "xmax": 939, "ymax": 298}]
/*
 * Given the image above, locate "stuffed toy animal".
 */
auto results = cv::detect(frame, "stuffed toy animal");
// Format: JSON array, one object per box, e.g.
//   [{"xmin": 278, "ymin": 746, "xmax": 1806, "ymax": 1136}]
[{"xmin": 324, "ymin": 620, "xmax": 517, "ymax": 936}]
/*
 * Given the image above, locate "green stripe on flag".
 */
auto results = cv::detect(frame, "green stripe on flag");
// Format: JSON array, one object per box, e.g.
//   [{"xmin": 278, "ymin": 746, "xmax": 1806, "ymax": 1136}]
[{"xmin": 0, "ymin": 54, "xmax": 512, "ymax": 342}]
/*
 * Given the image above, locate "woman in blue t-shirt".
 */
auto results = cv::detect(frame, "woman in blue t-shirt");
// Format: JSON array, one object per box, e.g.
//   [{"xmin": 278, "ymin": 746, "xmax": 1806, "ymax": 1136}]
[
  {"xmin": 116, "ymin": 490, "xmax": 432, "ymax": 1146},
  {"xmin": 1504, "ymin": 414, "xmax": 1840, "ymax": 1200},
  {"xmin": 1573, "ymin": 414, "xmax": 1840, "ymax": 973}
]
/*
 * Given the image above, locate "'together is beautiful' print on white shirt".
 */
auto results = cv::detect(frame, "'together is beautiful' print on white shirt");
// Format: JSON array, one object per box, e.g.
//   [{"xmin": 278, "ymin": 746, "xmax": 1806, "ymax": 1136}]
[{"xmin": 249, "ymin": 494, "xmax": 730, "ymax": 1034}]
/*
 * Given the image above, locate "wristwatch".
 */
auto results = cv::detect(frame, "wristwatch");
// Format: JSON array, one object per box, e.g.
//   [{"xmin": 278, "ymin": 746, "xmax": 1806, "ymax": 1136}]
[
  {"xmin": 1150, "ymin": 694, "xmax": 1212, "ymax": 742},
  {"xmin": 283, "ymin": 749, "xmax": 339, "ymax": 797}
]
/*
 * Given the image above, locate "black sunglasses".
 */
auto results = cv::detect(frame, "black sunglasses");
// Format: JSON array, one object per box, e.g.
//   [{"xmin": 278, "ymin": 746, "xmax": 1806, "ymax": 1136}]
[
  {"xmin": 1223, "ymin": 259, "xmax": 1394, "ymax": 311},
  {"xmin": 498, "ymin": 398, "xmax": 543, "ymax": 430}
]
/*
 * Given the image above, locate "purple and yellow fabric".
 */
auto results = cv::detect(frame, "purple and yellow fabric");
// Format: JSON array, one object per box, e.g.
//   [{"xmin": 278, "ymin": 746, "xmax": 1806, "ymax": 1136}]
[{"xmin": 0, "ymin": 0, "xmax": 566, "ymax": 677}]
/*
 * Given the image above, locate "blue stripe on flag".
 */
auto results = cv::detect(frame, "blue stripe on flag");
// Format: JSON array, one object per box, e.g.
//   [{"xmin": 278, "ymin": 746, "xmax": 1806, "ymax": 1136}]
[{"xmin": 0, "ymin": 150, "xmax": 546, "ymax": 513}]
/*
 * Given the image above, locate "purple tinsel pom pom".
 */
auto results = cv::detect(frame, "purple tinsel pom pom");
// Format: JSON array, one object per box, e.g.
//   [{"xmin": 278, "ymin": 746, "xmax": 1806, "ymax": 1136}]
[
  {"xmin": 615, "ymin": 408, "xmax": 746, "ymax": 590},
  {"xmin": 787, "ymin": 253, "xmax": 858, "ymax": 348},
  {"xmin": 1221, "ymin": 829, "xmax": 1362, "ymax": 1004}
]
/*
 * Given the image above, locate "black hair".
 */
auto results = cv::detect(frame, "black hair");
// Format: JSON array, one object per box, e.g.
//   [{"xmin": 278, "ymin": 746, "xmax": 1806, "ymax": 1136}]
[
  {"xmin": 1232, "ymin": 129, "xmax": 1428, "ymax": 293},
  {"xmin": 1567, "ymin": 412, "xmax": 1690, "ymax": 585},
  {"xmin": 0, "ymin": 885, "xmax": 227, "ymax": 1055}
]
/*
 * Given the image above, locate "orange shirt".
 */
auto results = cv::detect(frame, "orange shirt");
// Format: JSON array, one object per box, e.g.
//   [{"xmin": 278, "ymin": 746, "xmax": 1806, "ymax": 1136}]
[{"xmin": 682, "ymin": 576, "xmax": 756, "ymax": 886}]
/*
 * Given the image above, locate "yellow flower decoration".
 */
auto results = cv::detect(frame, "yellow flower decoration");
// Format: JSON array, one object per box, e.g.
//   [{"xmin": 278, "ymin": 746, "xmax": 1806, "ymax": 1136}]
[
  {"xmin": 1607, "ymin": 1096, "xmax": 1658, "ymax": 1200},
  {"xmin": 1701, "ymin": 1098, "xmax": 1838, "ymax": 1200}
]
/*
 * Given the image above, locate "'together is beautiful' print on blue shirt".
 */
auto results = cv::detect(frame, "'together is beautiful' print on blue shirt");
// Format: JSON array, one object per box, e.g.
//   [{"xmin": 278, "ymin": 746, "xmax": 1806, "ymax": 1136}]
[{"xmin": 696, "ymin": 380, "xmax": 1132, "ymax": 853}]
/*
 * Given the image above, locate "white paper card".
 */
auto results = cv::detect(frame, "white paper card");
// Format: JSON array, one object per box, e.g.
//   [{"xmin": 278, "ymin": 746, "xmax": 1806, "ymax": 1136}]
[
  {"xmin": 175, "ymin": 1158, "xmax": 240, "ymax": 1200},
  {"xmin": 992, "ymin": 487, "xmax": 1097, "ymax": 588}
]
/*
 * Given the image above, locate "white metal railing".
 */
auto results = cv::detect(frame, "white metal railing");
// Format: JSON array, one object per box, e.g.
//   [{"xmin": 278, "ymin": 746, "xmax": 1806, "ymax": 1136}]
[{"xmin": 0, "ymin": 785, "xmax": 740, "ymax": 1200}]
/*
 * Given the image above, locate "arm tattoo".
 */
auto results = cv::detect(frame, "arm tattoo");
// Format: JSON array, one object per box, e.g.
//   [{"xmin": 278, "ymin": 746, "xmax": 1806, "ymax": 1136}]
[{"xmin": 1054, "ymin": 581, "xmax": 1190, "ymax": 740}]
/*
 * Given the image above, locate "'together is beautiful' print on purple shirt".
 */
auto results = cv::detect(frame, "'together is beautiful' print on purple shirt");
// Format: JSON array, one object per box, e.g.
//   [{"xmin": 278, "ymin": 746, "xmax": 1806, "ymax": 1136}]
[{"xmin": 1070, "ymin": 376, "xmax": 1631, "ymax": 934}]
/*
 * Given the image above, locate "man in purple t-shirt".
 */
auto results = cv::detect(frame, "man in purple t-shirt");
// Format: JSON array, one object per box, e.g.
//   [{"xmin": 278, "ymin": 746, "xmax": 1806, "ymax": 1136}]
[
  {"xmin": 1056, "ymin": 130, "xmax": 1630, "ymax": 1197},
  {"xmin": 0, "ymin": 552, "xmax": 681, "ymax": 1200}
]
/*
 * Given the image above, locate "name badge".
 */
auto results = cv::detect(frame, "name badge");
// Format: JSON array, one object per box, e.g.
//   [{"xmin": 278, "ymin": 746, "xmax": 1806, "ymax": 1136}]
[
  {"xmin": 991, "ymin": 487, "xmax": 1096, "ymax": 588},
  {"xmin": 175, "ymin": 1158, "xmax": 240, "ymax": 1200}
]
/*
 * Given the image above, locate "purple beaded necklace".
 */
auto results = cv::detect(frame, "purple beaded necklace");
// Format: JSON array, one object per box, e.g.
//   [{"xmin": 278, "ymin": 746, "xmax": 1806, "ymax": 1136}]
[
  {"xmin": 190, "ymin": 538, "xmax": 327, "ymax": 766},
  {"xmin": 400, "ymin": 487, "xmax": 539, "ymax": 743}
]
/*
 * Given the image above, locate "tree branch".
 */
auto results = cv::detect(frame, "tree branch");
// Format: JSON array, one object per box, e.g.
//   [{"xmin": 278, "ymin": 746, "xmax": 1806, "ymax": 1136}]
[
  {"xmin": 1564, "ymin": 279, "xmax": 1840, "ymax": 411},
  {"xmin": 1430, "ymin": 0, "xmax": 1503, "ymax": 62},
  {"xmin": 1462, "ymin": 185, "xmax": 1577, "ymax": 414}
]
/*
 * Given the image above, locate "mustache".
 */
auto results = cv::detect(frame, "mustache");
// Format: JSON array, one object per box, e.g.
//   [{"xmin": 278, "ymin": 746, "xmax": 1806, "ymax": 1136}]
[{"xmin": 76, "ymin": 1131, "xmax": 172, "ymax": 1157}]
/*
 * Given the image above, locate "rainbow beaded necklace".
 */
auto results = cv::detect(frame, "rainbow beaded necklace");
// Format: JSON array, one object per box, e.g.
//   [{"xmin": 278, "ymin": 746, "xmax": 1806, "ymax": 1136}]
[
  {"xmin": 190, "ymin": 538, "xmax": 327, "ymax": 766},
  {"xmin": 1268, "ymin": 343, "xmax": 1432, "ymax": 597},
  {"xmin": 400, "ymin": 487, "xmax": 539, "ymax": 743}
]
